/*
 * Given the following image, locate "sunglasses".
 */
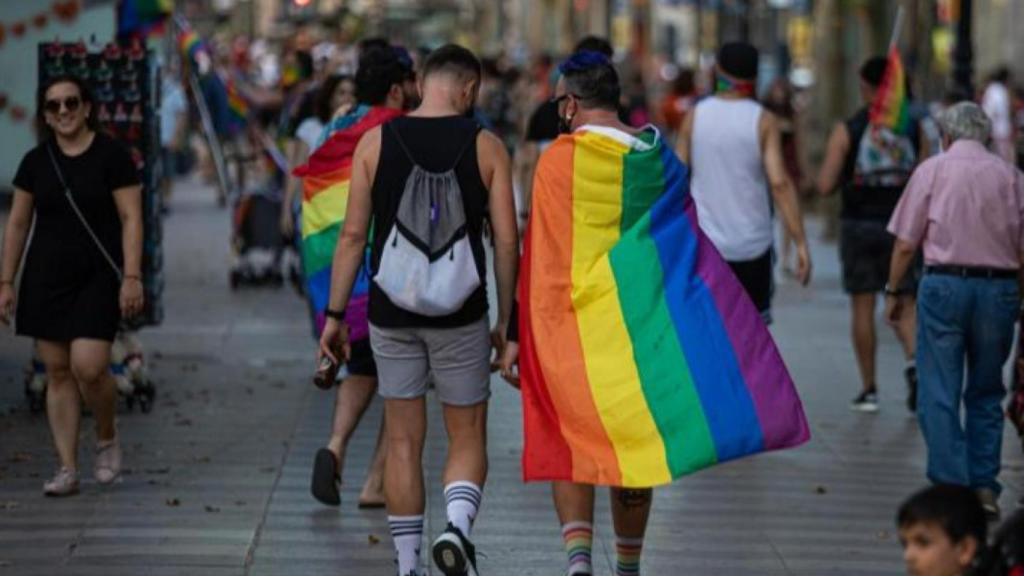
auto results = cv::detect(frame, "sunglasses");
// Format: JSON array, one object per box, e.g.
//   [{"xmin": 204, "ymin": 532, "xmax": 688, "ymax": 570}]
[{"xmin": 44, "ymin": 96, "xmax": 82, "ymax": 114}]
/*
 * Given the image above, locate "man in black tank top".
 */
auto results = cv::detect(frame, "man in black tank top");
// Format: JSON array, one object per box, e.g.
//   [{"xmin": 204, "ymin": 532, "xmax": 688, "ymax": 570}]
[
  {"xmin": 318, "ymin": 44, "xmax": 518, "ymax": 576},
  {"xmin": 817, "ymin": 56, "xmax": 927, "ymax": 414}
]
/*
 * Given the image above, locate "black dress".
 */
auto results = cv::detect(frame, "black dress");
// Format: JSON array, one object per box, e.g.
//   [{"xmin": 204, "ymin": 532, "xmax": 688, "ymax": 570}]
[{"xmin": 13, "ymin": 132, "xmax": 140, "ymax": 342}]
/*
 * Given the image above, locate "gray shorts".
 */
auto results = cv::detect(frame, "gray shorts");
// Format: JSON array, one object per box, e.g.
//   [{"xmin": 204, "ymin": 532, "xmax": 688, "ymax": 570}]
[{"xmin": 369, "ymin": 318, "xmax": 491, "ymax": 406}]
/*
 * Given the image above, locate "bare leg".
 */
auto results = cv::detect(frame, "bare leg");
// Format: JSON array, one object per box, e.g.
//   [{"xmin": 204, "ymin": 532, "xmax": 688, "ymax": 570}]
[
  {"xmin": 894, "ymin": 295, "xmax": 917, "ymax": 360},
  {"xmin": 69, "ymin": 339, "xmax": 116, "ymax": 441},
  {"xmin": 326, "ymin": 374, "xmax": 377, "ymax": 478},
  {"xmin": 552, "ymin": 481, "xmax": 595, "ymax": 525},
  {"xmin": 38, "ymin": 340, "xmax": 79, "ymax": 472},
  {"xmin": 851, "ymin": 293, "xmax": 878, "ymax": 393},
  {"xmin": 358, "ymin": 418, "xmax": 387, "ymax": 506},
  {"xmin": 611, "ymin": 488, "xmax": 653, "ymax": 576},
  {"xmin": 441, "ymin": 402, "xmax": 488, "ymax": 487},
  {"xmin": 384, "ymin": 397, "xmax": 427, "ymax": 515}
]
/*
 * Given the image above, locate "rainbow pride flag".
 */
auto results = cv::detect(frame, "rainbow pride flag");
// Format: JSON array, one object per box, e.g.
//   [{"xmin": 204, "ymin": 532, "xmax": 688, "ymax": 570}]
[
  {"xmin": 293, "ymin": 106, "xmax": 403, "ymax": 339},
  {"xmin": 869, "ymin": 46, "xmax": 910, "ymax": 133},
  {"xmin": 519, "ymin": 127, "xmax": 810, "ymax": 488},
  {"xmin": 226, "ymin": 78, "xmax": 249, "ymax": 134}
]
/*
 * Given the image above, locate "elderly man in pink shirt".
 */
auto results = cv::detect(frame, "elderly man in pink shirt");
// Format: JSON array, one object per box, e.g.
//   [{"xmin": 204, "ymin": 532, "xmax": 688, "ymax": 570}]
[{"xmin": 885, "ymin": 102, "xmax": 1024, "ymax": 521}]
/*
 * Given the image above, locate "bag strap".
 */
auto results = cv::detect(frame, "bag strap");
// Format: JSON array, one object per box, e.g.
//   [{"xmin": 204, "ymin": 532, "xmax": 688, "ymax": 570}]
[
  {"xmin": 386, "ymin": 120, "xmax": 480, "ymax": 172},
  {"xmin": 46, "ymin": 144, "xmax": 124, "ymax": 282}
]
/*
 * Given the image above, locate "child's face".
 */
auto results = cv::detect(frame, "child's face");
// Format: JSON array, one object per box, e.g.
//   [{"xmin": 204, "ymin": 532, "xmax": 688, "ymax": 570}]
[{"xmin": 899, "ymin": 522, "xmax": 977, "ymax": 576}]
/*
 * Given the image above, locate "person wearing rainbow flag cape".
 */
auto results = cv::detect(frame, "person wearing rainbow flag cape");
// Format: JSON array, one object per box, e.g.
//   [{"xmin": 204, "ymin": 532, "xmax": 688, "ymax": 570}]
[
  {"xmin": 500, "ymin": 52, "xmax": 810, "ymax": 576},
  {"xmin": 293, "ymin": 46, "xmax": 414, "ymax": 509}
]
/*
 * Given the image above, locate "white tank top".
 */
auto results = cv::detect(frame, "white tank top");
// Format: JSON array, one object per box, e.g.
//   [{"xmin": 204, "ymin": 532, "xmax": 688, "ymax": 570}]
[{"xmin": 690, "ymin": 96, "xmax": 772, "ymax": 262}]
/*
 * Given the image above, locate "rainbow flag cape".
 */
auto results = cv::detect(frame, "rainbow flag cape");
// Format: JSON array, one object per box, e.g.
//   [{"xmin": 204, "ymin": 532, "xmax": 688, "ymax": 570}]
[
  {"xmin": 519, "ymin": 127, "xmax": 810, "ymax": 488},
  {"xmin": 869, "ymin": 46, "xmax": 909, "ymax": 133},
  {"xmin": 293, "ymin": 106, "xmax": 403, "ymax": 339},
  {"xmin": 226, "ymin": 77, "xmax": 249, "ymax": 134}
]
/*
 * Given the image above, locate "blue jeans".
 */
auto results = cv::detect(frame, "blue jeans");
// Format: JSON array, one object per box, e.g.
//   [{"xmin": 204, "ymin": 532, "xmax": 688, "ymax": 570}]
[{"xmin": 916, "ymin": 274, "xmax": 1019, "ymax": 494}]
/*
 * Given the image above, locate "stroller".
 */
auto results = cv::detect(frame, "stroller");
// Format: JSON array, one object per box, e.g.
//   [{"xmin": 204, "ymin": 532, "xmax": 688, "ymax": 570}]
[
  {"xmin": 24, "ymin": 331, "xmax": 156, "ymax": 413},
  {"xmin": 228, "ymin": 130, "xmax": 289, "ymax": 289}
]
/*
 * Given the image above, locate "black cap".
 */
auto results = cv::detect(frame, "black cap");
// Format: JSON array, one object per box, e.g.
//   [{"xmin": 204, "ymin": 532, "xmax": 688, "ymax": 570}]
[{"xmin": 717, "ymin": 42, "xmax": 759, "ymax": 81}]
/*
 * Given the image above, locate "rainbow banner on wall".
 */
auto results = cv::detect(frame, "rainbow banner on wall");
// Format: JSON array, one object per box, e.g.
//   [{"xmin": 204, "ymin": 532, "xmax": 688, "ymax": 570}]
[
  {"xmin": 519, "ymin": 127, "xmax": 810, "ymax": 487},
  {"xmin": 869, "ymin": 46, "xmax": 910, "ymax": 133},
  {"xmin": 293, "ymin": 106, "xmax": 403, "ymax": 339}
]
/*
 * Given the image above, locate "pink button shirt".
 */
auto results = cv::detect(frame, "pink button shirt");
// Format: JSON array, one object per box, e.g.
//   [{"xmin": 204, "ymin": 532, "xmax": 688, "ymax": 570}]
[{"xmin": 888, "ymin": 140, "xmax": 1024, "ymax": 269}]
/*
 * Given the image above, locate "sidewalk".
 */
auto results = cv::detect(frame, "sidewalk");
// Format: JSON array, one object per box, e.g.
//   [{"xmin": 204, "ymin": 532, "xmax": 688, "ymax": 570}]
[{"xmin": 0, "ymin": 177, "xmax": 1021, "ymax": 575}]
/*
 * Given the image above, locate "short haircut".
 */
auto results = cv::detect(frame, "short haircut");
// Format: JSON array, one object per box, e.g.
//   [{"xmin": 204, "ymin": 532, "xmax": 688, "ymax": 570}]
[
  {"xmin": 355, "ymin": 47, "xmax": 407, "ymax": 106},
  {"xmin": 36, "ymin": 75, "xmax": 100, "ymax": 142},
  {"xmin": 897, "ymin": 485, "xmax": 987, "ymax": 547},
  {"xmin": 936, "ymin": 102, "xmax": 993, "ymax": 143},
  {"xmin": 558, "ymin": 51, "xmax": 620, "ymax": 111},
  {"xmin": 422, "ymin": 44, "xmax": 481, "ymax": 85},
  {"xmin": 860, "ymin": 56, "xmax": 888, "ymax": 87},
  {"xmin": 573, "ymin": 36, "xmax": 613, "ymax": 58}
]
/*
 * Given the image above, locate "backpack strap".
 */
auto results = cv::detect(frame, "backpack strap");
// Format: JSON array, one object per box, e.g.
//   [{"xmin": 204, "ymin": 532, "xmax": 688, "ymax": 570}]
[
  {"xmin": 386, "ymin": 121, "xmax": 419, "ymax": 167},
  {"xmin": 449, "ymin": 124, "xmax": 480, "ymax": 171}
]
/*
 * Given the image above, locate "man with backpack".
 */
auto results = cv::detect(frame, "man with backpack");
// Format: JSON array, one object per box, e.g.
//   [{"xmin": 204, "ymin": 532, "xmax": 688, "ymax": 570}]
[
  {"xmin": 319, "ymin": 44, "xmax": 519, "ymax": 576},
  {"xmin": 817, "ymin": 56, "xmax": 927, "ymax": 414}
]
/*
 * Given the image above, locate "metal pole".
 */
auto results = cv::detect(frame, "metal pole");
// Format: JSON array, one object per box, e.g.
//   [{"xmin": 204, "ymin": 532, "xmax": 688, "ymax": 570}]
[{"xmin": 953, "ymin": 0, "xmax": 974, "ymax": 97}]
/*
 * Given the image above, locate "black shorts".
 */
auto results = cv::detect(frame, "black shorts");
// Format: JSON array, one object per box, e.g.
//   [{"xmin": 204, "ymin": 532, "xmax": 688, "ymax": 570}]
[
  {"xmin": 727, "ymin": 250, "xmax": 773, "ymax": 323},
  {"xmin": 345, "ymin": 338, "xmax": 378, "ymax": 378},
  {"xmin": 840, "ymin": 219, "xmax": 920, "ymax": 295}
]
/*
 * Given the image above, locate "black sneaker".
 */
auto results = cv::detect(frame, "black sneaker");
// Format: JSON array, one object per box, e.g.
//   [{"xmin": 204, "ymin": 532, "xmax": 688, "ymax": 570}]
[
  {"xmin": 850, "ymin": 389, "xmax": 879, "ymax": 413},
  {"xmin": 432, "ymin": 522, "xmax": 478, "ymax": 576},
  {"xmin": 905, "ymin": 366, "xmax": 918, "ymax": 413}
]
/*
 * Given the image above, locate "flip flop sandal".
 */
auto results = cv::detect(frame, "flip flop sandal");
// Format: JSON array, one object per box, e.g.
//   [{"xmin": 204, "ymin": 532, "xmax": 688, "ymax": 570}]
[{"xmin": 311, "ymin": 448, "xmax": 340, "ymax": 506}]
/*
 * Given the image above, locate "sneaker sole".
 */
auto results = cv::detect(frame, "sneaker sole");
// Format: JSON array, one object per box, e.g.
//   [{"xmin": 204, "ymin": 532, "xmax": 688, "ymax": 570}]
[
  {"xmin": 311, "ymin": 449, "xmax": 340, "ymax": 506},
  {"xmin": 44, "ymin": 485, "xmax": 80, "ymax": 497},
  {"xmin": 432, "ymin": 532, "xmax": 476, "ymax": 576},
  {"xmin": 850, "ymin": 404, "xmax": 880, "ymax": 413}
]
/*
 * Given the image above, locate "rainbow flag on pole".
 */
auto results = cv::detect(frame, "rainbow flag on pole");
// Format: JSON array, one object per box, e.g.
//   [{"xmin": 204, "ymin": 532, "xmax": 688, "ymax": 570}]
[
  {"xmin": 869, "ymin": 46, "xmax": 910, "ymax": 133},
  {"xmin": 293, "ymin": 106, "xmax": 403, "ymax": 339},
  {"xmin": 519, "ymin": 127, "xmax": 810, "ymax": 487}
]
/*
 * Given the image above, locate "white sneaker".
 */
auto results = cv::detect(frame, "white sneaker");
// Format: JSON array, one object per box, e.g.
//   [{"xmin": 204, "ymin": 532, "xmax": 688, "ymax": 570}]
[
  {"xmin": 432, "ymin": 522, "xmax": 478, "ymax": 576},
  {"xmin": 94, "ymin": 437, "xmax": 122, "ymax": 485},
  {"xmin": 43, "ymin": 467, "xmax": 80, "ymax": 497}
]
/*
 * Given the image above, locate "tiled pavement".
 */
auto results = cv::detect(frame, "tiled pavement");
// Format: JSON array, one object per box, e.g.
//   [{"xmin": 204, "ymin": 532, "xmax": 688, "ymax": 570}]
[{"xmin": 1, "ymin": 178, "xmax": 1022, "ymax": 575}]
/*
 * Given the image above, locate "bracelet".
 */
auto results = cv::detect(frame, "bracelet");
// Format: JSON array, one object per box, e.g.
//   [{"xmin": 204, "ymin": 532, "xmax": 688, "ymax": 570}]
[
  {"xmin": 324, "ymin": 308, "xmax": 345, "ymax": 321},
  {"xmin": 884, "ymin": 283, "xmax": 902, "ymax": 297}
]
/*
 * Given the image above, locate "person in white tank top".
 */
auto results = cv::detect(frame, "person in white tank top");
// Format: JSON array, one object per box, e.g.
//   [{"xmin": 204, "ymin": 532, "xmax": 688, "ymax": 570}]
[{"xmin": 676, "ymin": 42, "xmax": 811, "ymax": 321}]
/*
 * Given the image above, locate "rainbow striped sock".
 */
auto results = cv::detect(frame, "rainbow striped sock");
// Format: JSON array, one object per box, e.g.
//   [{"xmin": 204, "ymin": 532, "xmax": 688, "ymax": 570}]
[
  {"xmin": 615, "ymin": 536, "xmax": 643, "ymax": 576},
  {"xmin": 561, "ymin": 521, "xmax": 593, "ymax": 575}
]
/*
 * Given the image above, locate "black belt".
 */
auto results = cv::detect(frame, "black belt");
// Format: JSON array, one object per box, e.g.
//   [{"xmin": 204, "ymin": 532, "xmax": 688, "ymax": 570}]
[{"xmin": 925, "ymin": 265, "xmax": 1018, "ymax": 279}]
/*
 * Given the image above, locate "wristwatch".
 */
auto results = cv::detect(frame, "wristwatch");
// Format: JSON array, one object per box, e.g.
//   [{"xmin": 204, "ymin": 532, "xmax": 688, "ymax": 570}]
[
  {"xmin": 884, "ymin": 283, "xmax": 902, "ymax": 297},
  {"xmin": 324, "ymin": 308, "xmax": 345, "ymax": 321}
]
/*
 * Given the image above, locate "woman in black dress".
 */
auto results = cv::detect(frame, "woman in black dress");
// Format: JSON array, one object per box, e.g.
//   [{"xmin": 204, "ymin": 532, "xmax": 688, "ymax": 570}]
[{"xmin": 0, "ymin": 76, "xmax": 143, "ymax": 496}]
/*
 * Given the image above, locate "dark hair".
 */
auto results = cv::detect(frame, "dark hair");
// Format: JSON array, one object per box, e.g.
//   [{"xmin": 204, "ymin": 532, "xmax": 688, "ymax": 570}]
[
  {"xmin": 673, "ymin": 68, "xmax": 696, "ymax": 96},
  {"xmin": 990, "ymin": 66, "xmax": 1010, "ymax": 84},
  {"xmin": 717, "ymin": 42, "xmax": 759, "ymax": 81},
  {"xmin": 860, "ymin": 56, "xmax": 888, "ymax": 87},
  {"xmin": 358, "ymin": 37, "xmax": 390, "ymax": 60},
  {"xmin": 315, "ymin": 74, "xmax": 353, "ymax": 123},
  {"xmin": 897, "ymin": 485, "xmax": 987, "ymax": 547},
  {"xmin": 573, "ymin": 36, "xmax": 614, "ymax": 58},
  {"xmin": 422, "ymin": 44, "xmax": 481, "ymax": 84},
  {"xmin": 35, "ymin": 75, "xmax": 100, "ymax": 142},
  {"xmin": 558, "ymin": 50, "xmax": 620, "ymax": 111},
  {"xmin": 355, "ymin": 47, "xmax": 408, "ymax": 106}
]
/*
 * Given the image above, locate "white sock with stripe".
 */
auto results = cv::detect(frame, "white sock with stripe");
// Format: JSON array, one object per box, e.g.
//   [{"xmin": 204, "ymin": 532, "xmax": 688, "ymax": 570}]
[
  {"xmin": 388, "ymin": 515, "xmax": 423, "ymax": 576},
  {"xmin": 444, "ymin": 481, "xmax": 483, "ymax": 537}
]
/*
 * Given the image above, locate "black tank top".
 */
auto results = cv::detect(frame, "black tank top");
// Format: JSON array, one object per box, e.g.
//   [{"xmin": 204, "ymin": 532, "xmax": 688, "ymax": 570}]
[{"xmin": 369, "ymin": 115, "xmax": 489, "ymax": 328}]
